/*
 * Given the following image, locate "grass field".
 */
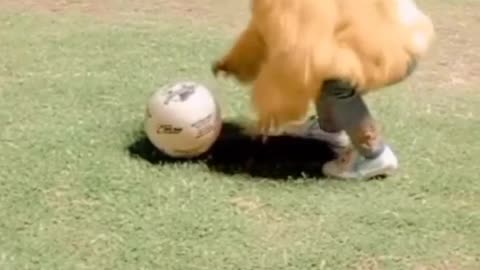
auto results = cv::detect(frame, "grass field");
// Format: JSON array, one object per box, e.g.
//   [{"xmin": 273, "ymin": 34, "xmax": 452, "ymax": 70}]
[{"xmin": 0, "ymin": 1, "xmax": 479, "ymax": 269}]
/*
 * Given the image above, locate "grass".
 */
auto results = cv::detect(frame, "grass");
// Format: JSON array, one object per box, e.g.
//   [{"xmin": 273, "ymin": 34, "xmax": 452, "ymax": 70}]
[{"xmin": 0, "ymin": 4, "xmax": 479, "ymax": 270}]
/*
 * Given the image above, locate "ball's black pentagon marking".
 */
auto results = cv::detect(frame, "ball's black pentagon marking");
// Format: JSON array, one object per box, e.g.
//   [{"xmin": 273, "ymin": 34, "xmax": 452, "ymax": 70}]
[
  {"xmin": 163, "ymin": 83, "xmax": 197, "ymax": 105},
  {"xmin": 177, "ymin": 84, "xmax": 196, "ymax": 101}
]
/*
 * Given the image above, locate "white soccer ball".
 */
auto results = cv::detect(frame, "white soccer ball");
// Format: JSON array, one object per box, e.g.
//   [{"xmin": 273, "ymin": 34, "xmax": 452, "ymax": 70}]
[{"xmin": 144, "ymin": 81, "xmax": 222, "ymax": 158}]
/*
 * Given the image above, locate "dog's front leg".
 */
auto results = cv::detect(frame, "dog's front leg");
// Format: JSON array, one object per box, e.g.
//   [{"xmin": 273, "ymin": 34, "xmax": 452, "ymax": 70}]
[{"xmin": 212, "ymin": 22, "xmax": 265, "ymax": 84}]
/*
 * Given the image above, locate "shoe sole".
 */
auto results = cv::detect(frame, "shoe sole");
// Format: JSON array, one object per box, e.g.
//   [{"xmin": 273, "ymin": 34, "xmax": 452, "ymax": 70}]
[
  {"xmin": 323, "ymin": 165, "xmax": 398, "ymax": 180},
  {"xmin": 363, "ymin": 165, "xmax": 399, "ymax": 180}
]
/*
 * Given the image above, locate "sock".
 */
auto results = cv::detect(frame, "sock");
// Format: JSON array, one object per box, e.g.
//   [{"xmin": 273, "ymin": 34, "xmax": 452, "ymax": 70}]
[{"xmin": 315, "ymin": 91, "xmax": 343, "ymax": 133}]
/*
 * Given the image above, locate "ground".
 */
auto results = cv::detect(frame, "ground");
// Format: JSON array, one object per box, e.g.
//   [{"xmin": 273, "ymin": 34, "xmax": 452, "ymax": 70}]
[{"xmin": 0, "ymin": 1, "xmax": 479, "ymax": 269}]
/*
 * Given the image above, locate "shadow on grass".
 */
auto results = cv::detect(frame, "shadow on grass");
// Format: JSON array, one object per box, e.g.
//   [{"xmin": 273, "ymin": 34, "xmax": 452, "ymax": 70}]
[{"xmin": 127, "ymin": 120, "xmax": 336, "ymax": 180}]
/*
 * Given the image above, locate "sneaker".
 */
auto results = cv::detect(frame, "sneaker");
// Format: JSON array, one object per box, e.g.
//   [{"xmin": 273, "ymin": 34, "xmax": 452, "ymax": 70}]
[
  {"xmin": 322, "ymin": 145, "xmax": 399, "ymax": 180},
  {"xmin": 281, "ymin": 116, "xmax": 351, "ymax": 148}
]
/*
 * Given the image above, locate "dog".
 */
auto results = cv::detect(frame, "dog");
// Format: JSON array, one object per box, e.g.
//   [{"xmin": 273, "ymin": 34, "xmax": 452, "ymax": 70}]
[{"xmin": 212, "ymin": 0, "xmax": 435, "ymax": 136}]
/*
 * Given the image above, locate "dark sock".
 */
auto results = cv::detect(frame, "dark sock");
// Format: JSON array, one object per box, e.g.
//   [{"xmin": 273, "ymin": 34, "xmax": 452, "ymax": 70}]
[{"xmin": 314, "ymin": 91, "xmax": 343, "ymax": 133}]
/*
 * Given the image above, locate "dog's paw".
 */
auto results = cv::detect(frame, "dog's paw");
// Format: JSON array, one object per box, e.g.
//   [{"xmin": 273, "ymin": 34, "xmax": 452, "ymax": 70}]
[{"xmin": 211, "ymin": 59, "xmax": 233, "ymax": 78}]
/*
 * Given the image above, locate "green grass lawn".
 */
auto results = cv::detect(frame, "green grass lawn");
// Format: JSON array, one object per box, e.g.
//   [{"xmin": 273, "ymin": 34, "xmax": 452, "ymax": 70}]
[{"xmin": 0, "ymin": 7, "xmax": 479, "ymax": 270}]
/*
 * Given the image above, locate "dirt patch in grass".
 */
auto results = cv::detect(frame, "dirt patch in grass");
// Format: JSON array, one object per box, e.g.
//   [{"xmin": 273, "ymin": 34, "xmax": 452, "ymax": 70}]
[
  {"xmin": 1, "ymin": 0, "xmax": 477, "ymax": 93},
  {"xmin": 410, "ymin": 1, "xmax": 480, "ymax": 94},
  {"xmin": 413, "ymin": 256, "xmax": 476, "ymax": 270},
  {"xmin": 0, "ymin": 0, "xmax": 249, "ymax": 29},
  {"xmin": 0, "ymin": 0, "xmax": 110, "ymax": 17}
]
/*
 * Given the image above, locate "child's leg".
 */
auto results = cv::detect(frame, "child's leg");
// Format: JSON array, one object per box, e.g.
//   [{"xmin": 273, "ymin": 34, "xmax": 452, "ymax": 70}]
[
  {"xmin": 324, "ymin": 80, "xmax": 385, "ymax": 158},
  {"xmin": 315, "ymin": 90, "xmax": 343, "ymax": 134},
  {"xmin": 321, "ymin": 80, "xmax": 398, "ymax": 179}
]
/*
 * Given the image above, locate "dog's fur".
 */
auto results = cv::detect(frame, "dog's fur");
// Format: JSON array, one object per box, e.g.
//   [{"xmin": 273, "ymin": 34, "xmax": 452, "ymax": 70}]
[{"xmin": 213, "ymin": 0, "xmax": 435, "ymax": 134}]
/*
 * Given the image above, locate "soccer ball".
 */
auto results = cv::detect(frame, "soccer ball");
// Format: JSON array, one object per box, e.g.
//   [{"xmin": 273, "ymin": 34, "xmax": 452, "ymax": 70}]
[{"xmin": 144, "ymin": 81, "xmax": 222, "ymax": 158}]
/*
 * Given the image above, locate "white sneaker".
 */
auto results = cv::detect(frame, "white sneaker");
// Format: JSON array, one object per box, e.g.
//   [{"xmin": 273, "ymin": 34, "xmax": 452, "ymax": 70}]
[
  {"xmin": 281, "ymin": 116, "xmax": 351, "ymax": 149},
  {"xmin": 322, "ymin": 145, "xmax": 399, "ymax": 180}
]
